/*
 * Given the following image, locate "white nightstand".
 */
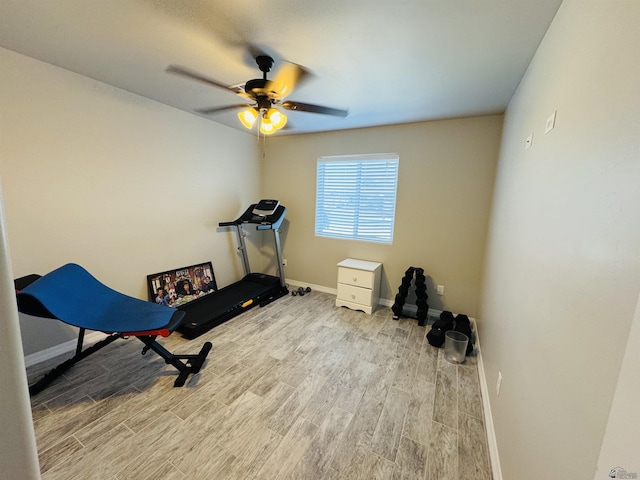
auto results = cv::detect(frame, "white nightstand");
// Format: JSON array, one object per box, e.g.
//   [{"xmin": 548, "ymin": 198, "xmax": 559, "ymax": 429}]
[{"xmin": 335, "ymin": 258, "xmax": 382, "ymax": 314}]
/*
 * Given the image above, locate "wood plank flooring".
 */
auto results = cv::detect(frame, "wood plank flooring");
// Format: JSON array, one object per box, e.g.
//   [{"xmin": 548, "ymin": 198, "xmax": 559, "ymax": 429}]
[{"xmin": 26, "ymin": 291, "xmax": 492, "ymax": 480}]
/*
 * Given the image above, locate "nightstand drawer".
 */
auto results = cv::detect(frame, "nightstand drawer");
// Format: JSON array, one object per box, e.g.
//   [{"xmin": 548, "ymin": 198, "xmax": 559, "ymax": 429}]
[
  {"xmin": 337, "ymin": 267, "xmax": 375, "ymax": 289},
  {"xmin": 337, "ymin": 283, "xmax": 373, "ymax": 306}
]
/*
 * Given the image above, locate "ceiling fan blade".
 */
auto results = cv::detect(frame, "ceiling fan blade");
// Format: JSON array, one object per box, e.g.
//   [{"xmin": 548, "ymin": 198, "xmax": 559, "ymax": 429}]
[
  {"xmin": 280, "ymin": 101, "xmax": 348, "ymax": 117},
  {"xmin": 195, "ymin": 104, "xmax": 253, "ymax": 115},
  {"xmin": 166, "ymin": 65, "xmax": 248, "ymax": 98},
  {"xmin": 267, "ymin": 62, "xmax": 310, "ymax": 99}
]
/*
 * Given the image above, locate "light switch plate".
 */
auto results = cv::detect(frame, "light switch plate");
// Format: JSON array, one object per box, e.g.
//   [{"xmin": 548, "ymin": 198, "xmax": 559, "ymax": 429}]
[{"xmin": 545, "ymin": 111, "xmax": 557, "ymax": 134}]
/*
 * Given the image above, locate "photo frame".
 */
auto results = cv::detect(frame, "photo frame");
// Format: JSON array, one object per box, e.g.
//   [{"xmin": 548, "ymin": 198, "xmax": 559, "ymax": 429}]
[{"xmin": 147, "ymin": 262, "xmax": 217, "ymax": 308}]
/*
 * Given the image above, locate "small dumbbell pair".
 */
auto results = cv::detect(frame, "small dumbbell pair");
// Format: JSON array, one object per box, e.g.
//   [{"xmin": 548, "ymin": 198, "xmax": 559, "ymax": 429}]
[{"xmin": 291, "ymin": 286, "xmax": 312, "ymax": 296}]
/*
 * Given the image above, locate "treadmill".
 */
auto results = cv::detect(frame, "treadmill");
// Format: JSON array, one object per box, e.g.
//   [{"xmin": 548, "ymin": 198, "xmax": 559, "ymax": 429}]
[{"xmin": 177, "ymin": 200, "xmax": 289, "ymax": 338}]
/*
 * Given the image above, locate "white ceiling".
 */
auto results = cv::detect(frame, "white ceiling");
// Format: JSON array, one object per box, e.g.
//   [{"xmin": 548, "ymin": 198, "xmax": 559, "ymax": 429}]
[{"xmin": 0, "ymin": 0, "xmax": 562, "ymax": 135}]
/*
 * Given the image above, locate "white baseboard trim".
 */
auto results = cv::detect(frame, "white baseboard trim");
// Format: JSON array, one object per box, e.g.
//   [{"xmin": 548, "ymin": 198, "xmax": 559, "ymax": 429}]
[
  {"xmin": 475, "ymin": 324, "xmax": 503, "ymax": 480},
  {"xmin": 284, "ymin": 283, "xmax": 444, "ymax": 319},
  {"xmin": 285, "ymin": 278, "xmax": 337, "ymax": 295},
  {"xmin": 24, "ymin": 331, "xmax": 109, "ymax": 368},
  {"xmin": 389, "ymin": 302, "xmax": 444, "ymax": 319}
]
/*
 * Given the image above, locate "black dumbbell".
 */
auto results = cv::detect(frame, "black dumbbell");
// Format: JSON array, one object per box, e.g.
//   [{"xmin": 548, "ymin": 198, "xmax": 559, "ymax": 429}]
[
  {"xmin": 426, "ymin": 311, "xmax": 454, "ymax": 348},
  {"xmin": 292, "ymin": 286, "xmax": 312, "ymax": 297}
]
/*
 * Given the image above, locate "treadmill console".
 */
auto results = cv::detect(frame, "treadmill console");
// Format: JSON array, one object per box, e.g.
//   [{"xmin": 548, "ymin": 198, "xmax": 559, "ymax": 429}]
[
  {"xmin": 219, "ymin": 200, "xmax": 286, "ymax": 230},
  {"xmin": 252, "ymin": 199, "xmax": 280, "ymax": 217}
]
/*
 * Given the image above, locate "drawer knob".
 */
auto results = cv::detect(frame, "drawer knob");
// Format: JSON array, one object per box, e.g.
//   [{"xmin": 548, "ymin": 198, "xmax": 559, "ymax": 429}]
[
  {"xmin": 353, "ymin": 276, "xmax": 357, "ymax": 282},
  {"xmin": 351, "ymin": 294, "xmax": 356, "ymax": 299}
]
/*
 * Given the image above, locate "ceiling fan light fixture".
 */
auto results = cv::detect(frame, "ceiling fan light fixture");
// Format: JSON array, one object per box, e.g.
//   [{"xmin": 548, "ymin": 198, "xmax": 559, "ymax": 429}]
[
  {"xmin": 259, "ymin": 117, "xmax": 276, "ymax": 135},
  {"xmin": 267, "ymin": 108, "xmax": 287, "ymax": 130},
  {"xmin": 238, "ymin": 108, "xmax": 258, "ymax": 129},
  {"xmin": 168, "ymin": 56, "xmax": 346, "ymax": 133}
]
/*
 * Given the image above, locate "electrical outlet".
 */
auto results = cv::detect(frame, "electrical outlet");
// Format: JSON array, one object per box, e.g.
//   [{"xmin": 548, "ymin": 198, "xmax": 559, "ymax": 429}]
[
  {"xmin": 436, "ymin": 285, "xmax": 445, "ymax": 295},
  {"xmin": 282, "ymin": 259, "xmax": 287, "ymax": 267},
  {"xmin": 496, "ymin": 371, "xmax": 503, "ymax": 396}
]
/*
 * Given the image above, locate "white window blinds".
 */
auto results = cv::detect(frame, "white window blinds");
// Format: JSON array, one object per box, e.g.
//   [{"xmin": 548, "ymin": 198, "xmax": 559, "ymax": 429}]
[{"xmin": 315, "ymin": 154, "xmax": 399, "ymax": 244}]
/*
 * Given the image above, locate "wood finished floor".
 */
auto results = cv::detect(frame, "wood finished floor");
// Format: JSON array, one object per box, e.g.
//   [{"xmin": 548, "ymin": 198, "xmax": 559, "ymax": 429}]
[{"xmin": 27, "ymin": 291, "xmax": 492, "ymax": 480}]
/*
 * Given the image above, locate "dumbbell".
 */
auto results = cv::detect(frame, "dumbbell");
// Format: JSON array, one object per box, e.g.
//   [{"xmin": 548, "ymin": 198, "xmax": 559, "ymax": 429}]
[
  {"xmin": 426, "ymin": 311, "xmax": 455, "ymax": 348},
  {"xmin": 453, "ymin": 314, "xmax": 474, "ymax": 355},
  {"xmin": 291, "ymin": 286, "xmax": 312, "ymax": 297}
]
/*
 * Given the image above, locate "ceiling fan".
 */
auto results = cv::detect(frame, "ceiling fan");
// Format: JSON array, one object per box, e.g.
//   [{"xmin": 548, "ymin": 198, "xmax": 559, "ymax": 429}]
[{"xmin": 167, "ymin": 55, "xmax": 348, "ymax": 134}]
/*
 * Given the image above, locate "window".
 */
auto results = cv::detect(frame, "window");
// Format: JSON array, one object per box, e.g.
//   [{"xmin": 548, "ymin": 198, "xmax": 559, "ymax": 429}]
[{"xmin": 315, "ymin": 153, "xmax": 399, "ymax": 244}]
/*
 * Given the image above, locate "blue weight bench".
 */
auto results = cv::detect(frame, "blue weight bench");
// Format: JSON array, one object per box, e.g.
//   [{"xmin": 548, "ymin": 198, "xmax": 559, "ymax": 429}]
[{"xmin": 15, "ymin": 263, "xmax": 212, "ymax": 395}]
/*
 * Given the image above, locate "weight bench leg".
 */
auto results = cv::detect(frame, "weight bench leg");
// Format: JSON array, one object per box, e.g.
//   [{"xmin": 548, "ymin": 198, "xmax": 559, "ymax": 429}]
[
  {"xmin": 136, "ymin": 337, "xmax": 212, "ymax": 387},
  {"xmin": 28, "ymin": 331, "xmax": 121, "ymax": 396}
]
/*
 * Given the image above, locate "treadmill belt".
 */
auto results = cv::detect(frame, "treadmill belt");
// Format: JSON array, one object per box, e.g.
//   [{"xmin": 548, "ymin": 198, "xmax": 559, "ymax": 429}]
[{"xmin": 177, "ymin": 274, "xmax": 284, "ymax": 338}]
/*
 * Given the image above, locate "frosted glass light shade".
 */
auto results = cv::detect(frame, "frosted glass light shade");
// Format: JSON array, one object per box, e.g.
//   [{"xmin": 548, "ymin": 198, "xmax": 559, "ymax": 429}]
[
  {"xmin": 238, "ymin": 108, "xmax": 258, "ymax": 128},
  {"xmin": 259, "ymin": 118, "xmax": 276, "ymax": 135},
  {"xmin": 267, "ymin": 108, "xmax": 287, "ymax": 129}
]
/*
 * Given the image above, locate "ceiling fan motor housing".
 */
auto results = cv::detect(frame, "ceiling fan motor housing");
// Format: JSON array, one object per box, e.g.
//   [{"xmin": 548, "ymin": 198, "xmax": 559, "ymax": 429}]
[
  {"xmin": 245, "ymin": 76, "xmax": 276, "ymax": 111},
  {"xmin": 255, "ymin": 95, "xmax": 272, "ymax": 112},
  {"xmin": 245, "ymin": 55, "xmax": 277, "ymax": 109},
  {"xmin": 245, "ymin": 78, "xmax": 268, "ymax": 95}
]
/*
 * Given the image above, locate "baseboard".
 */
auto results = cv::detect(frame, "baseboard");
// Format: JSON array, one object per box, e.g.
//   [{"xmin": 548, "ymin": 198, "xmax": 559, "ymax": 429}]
[
  {"xmin": 285, "ymin": 282, "xmax": 446, "ymax": 319},
  {"xmin": 475, "ymin": 324, "xmax": 503, "ymax": 480},
  {"xmin": 387, "ymin": 301, "xmax": 443, "ymax": 319},
  {"xmin": 24, "ymin": 331, "xmax": 108, "ymax": 368},
  {"xmin": 285, "ymin": 278, "xmax": 337, "ymax": 295},
  {"xmin": 379, "ymin": 296, "xmax": 394, "ymax": 308}
]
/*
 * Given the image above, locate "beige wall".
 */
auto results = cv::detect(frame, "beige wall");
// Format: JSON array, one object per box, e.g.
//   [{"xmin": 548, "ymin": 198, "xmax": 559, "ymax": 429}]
[
  {"xmin": 262, "ymin": 116, "xmax": 502, "ymax": 317},
  {"xmin": 0, "ymin": 47, "xmax": 260, "ymax": 355},
  {"xmin": 0, "ymin": 186, "xmax": 40, "ymax": 479},
  {"xmin": 595, "ymin": 292, "xmax": 640, "ymax": 478},
  {"xmin": 479, "ymin": 1, "xmax": 640, "ymax": 479}
]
